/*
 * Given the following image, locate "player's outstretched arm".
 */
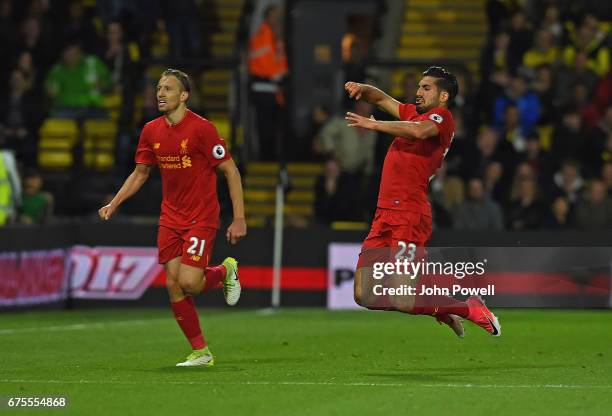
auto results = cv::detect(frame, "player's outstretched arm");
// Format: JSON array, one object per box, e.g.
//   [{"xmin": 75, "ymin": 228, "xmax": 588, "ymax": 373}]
[
  {"xmin": 344, "ymin": 82, "xmax": 401, "ymax": 119},
  {"xmin": 345, "ymin": 112, "xmax": 439, "ymax": 140},
  {"xmin": 216, "ymin": 159, "xmax": 247, "ymax": 244},
  {"xmin": 98, "ymin": 164, "xmax": 152, "ymax": 220}
]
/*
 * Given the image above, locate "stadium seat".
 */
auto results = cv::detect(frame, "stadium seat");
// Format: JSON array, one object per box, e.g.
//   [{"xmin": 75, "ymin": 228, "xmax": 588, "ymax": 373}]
[
  {"xmin": 83, "ymin": 120, "xmax": 118, "ymax": 171},
  {"xmin": 104, "ymin": 93, "xmax": 123, "ymax": 121},
  {"xmin": 38, "ymin": 119, "xmax": 79, "ymax": 169}
]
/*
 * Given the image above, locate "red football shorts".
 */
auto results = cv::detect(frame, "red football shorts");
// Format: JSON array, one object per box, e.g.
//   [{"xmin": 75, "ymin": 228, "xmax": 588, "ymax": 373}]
[
  {"xmin": 157, "ymin": 226, "xmax": 217, "ymax": 269},
  {"xmin": 357, "ymin": 208, "xmax": 432, "ymax": 268}
]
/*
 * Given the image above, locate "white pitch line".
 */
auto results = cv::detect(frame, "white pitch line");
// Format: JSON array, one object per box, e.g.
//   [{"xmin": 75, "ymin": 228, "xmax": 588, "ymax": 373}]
[
  {"xmin": 0, "ymin": 319, "xmax": 169, "ymax": 335},
  {"xmin": 0, "ymin": 309, "xmax": 270, "ymax": 335},
  {"xmin": 0, "ymin": 379, "xmax": 611, "ymax": 389}
]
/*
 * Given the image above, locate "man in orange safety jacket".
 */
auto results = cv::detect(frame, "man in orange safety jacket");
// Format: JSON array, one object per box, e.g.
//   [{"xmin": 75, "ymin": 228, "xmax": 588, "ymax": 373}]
[{"xmin": 248, "ymin": 5, "xmax": 288, "ymax": 161}]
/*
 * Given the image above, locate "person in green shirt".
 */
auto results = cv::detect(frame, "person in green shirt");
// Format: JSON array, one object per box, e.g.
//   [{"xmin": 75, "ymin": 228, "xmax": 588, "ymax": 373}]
[
  {"xmin": 19, "ymin": 169, "xmax": 52, "ymax": 225},
  {"xmin": 45, "ymin": 40, "xmax": 112, "ymax": 118}
]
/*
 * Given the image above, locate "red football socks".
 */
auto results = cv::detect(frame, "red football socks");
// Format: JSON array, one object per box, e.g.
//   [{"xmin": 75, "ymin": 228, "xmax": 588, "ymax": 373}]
[
  {"xmin": 171, "ymin": 295, "xmax": 206, "ymax": 349},
  {"xmin": 203, "ymin": 264, "xmax": 226, "ymax": 292},
  {"xmin": 411, "ymin": 295, "xmax": 470, "ymax": 318}
]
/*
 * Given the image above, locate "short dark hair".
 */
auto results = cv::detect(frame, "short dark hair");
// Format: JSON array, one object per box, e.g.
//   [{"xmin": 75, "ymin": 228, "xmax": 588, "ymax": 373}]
[
  {"xmin": 422, "ymin": 66, "xmax": 458, "ymax": 103},
  {"xmin": 161, "ymin": 68, "xmax": 191, "ymax": 92}
]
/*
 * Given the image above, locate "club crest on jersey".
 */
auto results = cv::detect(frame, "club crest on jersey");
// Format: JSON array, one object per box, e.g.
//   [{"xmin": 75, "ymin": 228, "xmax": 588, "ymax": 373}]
[
  {"xmin": 429, "ymin": 113, "xmax": 443, "ymax": 124},
  {"xmin": 429, "ymin": 113, "xmax": 444, "ymax": 124},
  {"xmin": 180, "ymin": 139, "xmax": 189, "ymax": 154},
  {"xmin": 213, "ymin": 144, "xmax": 226, "ymax": 159},
  {"xmin": 154, "ymin": 143, "xmax": 160, "ymax": 149}
]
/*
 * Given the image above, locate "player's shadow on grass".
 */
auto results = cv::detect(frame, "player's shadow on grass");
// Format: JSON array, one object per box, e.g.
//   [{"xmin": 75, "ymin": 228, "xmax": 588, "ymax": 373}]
[
  {"xmin": 146, "ymin": 366, "xmax": 246, "ymax": 373},
  {"xmin": 364, "ymin": 372, "xmax": 455, "ymax": 383},
  {"xmin": 364, "ymin": 364, "xmax": 570, "ymax": 380},
  {"xmin": 221, "ymin": 357, "xmax": 306, "ymax": 365}
]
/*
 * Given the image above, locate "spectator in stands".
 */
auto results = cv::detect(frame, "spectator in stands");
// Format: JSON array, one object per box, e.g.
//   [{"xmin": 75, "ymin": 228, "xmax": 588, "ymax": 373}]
[
  {"xmin": 96, "ymin": 0, "xmax": 162, "ymax": 59},
  {"xmin": 499, "ymin": 104, "xmax": 528, "ymax": 153},
  {"xmin": 429, "ymin": 163, "xmax": 457, "ymax": 229},
  {"xmin": 485, "ymin": 0, "xmax": 515, "ymax": 36},
  {"xmin": 308, "ymin": 104, "xmax": 331, "ymax": 161},
  {"xmin": 522, "ymin": 131, "xmax": 553, "ymax": 186},
  {"xmin": 139, "ymin": 78, "xmax": 159, "ymax": 125},
  {"xmin": 319, "ymin": 100, "xmax": 376, "ymax": 177},
  {"xmin": 530, "ymin": 65, "xmax": 555, "ymax": 124},
  {"xmin": 453, "ymin": 177, "xmax": 504, "ymax": 230},
  {"xmin": 13, "ymin": 17, "xmax": 54, "ymax": 74},
  {"xmin": 480, "ymin": 31, "xmax": 517, "ymax": 82},
  {"xmin": 494, "ymin": 75, "xmax": 540, "ymax": 138},
  {"xmin": 483, "ymin": 160, "xmax": 506, "ymax": 203},
  {"xmin": 507, "ymin": 12, "xmax": 533, "ymax": 66},
  {"xmin": 14, "ymin": 51, "xmax": 40, "ymax": 95},
  {"xmin": 574, "ymin": 180, "xmax": 612, "ymax": 229},
  {"xmin": 562, "ymin": 15, "xmax": 610, "ymax": 77},
  {"xmin": 63, "ymin": 0, "xmax": 100, "ymax": 54},
  {"xmin": 0, "ymin": 69, "xmax": 43, "ymax": 167},
  {"xmin": 552, "ymin": 159, "xmax": 584, "ymax": 204},
  {"xmin": 454, "ymin": 73, "xmax": 479, "ymax": 134},
  {"xmin": 542, "ymin": 196, "xmax": 573, "ymax": 229},
  {"xmin": 509, "ymin": 162, "xmax": 535, "ymax": 197},
  {"xmin": 554, "ymin": 52, "xmax": 598, "ymax": 112},
  {"xmin": 400, "ymin": 72, "xmax": 418, "ymax": 104},
  {"xmin": 601, "ymin": 162, "xmax": 612, "ymax": 196},
  {"xmin": 248, "ymin": 4, "xmax": 288, "ymax": 161},
  {"xmin": 591, "ymin": 69, "xmax": 612, "ymax": 112},
  {"xmin": 462, "ymin": 126, "xmax": 514, "ymax": 185},
  {"xmin": 45, "ymin": 40, "xmax": 112, "ymax": 119},
  {"xmin": 100, "ymin": 20, "xmax": 138, "ymax": 131},
  {"xmin": 505, "ymin": 173, "xmax": 545, "ymax": 230},
  {"xmin": 551, "ymin": 109, "xmax": 585, "ymax": 170},
  {"xmin": 314, "ymin": 157, "xmax": 363, "ymax": 224},
  {"xmin": 540, "ymin": 4, "xmax": 563, "ymax": 43},
  {"xmin": 586, "ymin": 105, "xmax": 612, "ymax": 176},
  {"xmin": 343, "ymin": 35, "xmax": 367, "ymax": 87},
  {"xmin": 444, "ymin": 111, "xmax": 468, "ymax": 176},
  {"xmin": 163, "ymin": 0, "xmax": 202, "ymax": 59},
  {"xmin": 523, "ymin": 29, "xmax": 559, "ymax": 71},
  {"xmin": 18, "ymin": 168, "xmax": 52, "ymax": 225}
]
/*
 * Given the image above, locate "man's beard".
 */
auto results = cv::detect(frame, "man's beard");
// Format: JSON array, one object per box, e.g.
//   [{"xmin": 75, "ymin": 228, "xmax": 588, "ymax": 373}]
[{"xmin": 416, "ymin": 100, "xmax": 438, "ymax": 114}]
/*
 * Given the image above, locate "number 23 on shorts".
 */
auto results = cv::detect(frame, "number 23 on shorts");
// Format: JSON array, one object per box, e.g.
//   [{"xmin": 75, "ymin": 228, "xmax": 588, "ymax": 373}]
[{"xmin": 396, "ymin": 241, "xmax": 417, "ymax": 261}]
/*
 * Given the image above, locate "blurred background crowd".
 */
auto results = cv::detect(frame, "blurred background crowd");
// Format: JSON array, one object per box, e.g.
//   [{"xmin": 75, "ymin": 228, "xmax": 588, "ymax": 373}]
[{"xmin": 0, "ymin": 0, "xmax": 611, "ymax": 231}]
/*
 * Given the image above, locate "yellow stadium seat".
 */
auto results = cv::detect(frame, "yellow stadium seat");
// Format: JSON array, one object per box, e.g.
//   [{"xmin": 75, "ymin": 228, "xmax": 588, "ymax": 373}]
[
  {"xmin": 83, "ymin": 120, "xmax": 118, "ymax": 170},
  {"xmin": 104, "ymin": 93, "xmax": 123, "ymax": 121},
  {"xmin": 38, "ymin": 119, "xmax": 79, "ymax": 169},
  {"xmin": 39, "ymin": 119, "xmax": 78, "ymax": 143}
]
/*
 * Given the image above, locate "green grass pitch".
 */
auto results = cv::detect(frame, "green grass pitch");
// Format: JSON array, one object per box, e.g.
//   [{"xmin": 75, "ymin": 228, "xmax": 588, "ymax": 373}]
[{"xmin": 1, "ymin": 308, "xmax": 611, "ymax": 415}]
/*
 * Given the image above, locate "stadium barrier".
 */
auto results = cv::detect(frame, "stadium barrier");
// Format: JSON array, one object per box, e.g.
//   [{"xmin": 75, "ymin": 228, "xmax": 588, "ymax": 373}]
[{"xmin": 1, "ymin": 223, "xmax": 611, "ymax": 309}]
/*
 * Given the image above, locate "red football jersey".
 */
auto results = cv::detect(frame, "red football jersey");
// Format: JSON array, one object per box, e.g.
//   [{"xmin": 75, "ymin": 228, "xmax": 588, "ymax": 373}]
[
  {"xmin": 135, "ymin": 109, "xmax": 231, "ymax": 229},
  {"xmin": 377, "ymin": 103, "xmax": 455, "ymax": 215}
]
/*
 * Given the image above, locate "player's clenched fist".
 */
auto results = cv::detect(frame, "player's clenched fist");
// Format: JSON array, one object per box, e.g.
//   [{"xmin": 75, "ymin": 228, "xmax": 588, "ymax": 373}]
[
  {"xmin": 345, "ymin": 82, "xmax": 364, "ymax": 100},
  {"xmin": 226, "ymin": 217, "xmax": 247, "ymax": 244},
  {"xmin": 98, "ymin": 203, "xmax": 116, "ymax": 220}
]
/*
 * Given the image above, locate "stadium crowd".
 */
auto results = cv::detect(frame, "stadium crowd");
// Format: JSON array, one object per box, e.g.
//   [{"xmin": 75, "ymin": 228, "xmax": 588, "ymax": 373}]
[
  {"xmin": 0, "ymin": 0, "xmax": 611, "ymax": 231},
  {"xmin": 312, "ymin": 1, "xmax": 612, "ymax": 231}
]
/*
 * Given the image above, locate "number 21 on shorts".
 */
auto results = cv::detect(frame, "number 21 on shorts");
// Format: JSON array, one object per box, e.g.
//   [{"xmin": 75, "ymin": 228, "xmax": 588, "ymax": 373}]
[{"xmin": 187, "ymin": 237, "xmax": 206, "ymax": 257}]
